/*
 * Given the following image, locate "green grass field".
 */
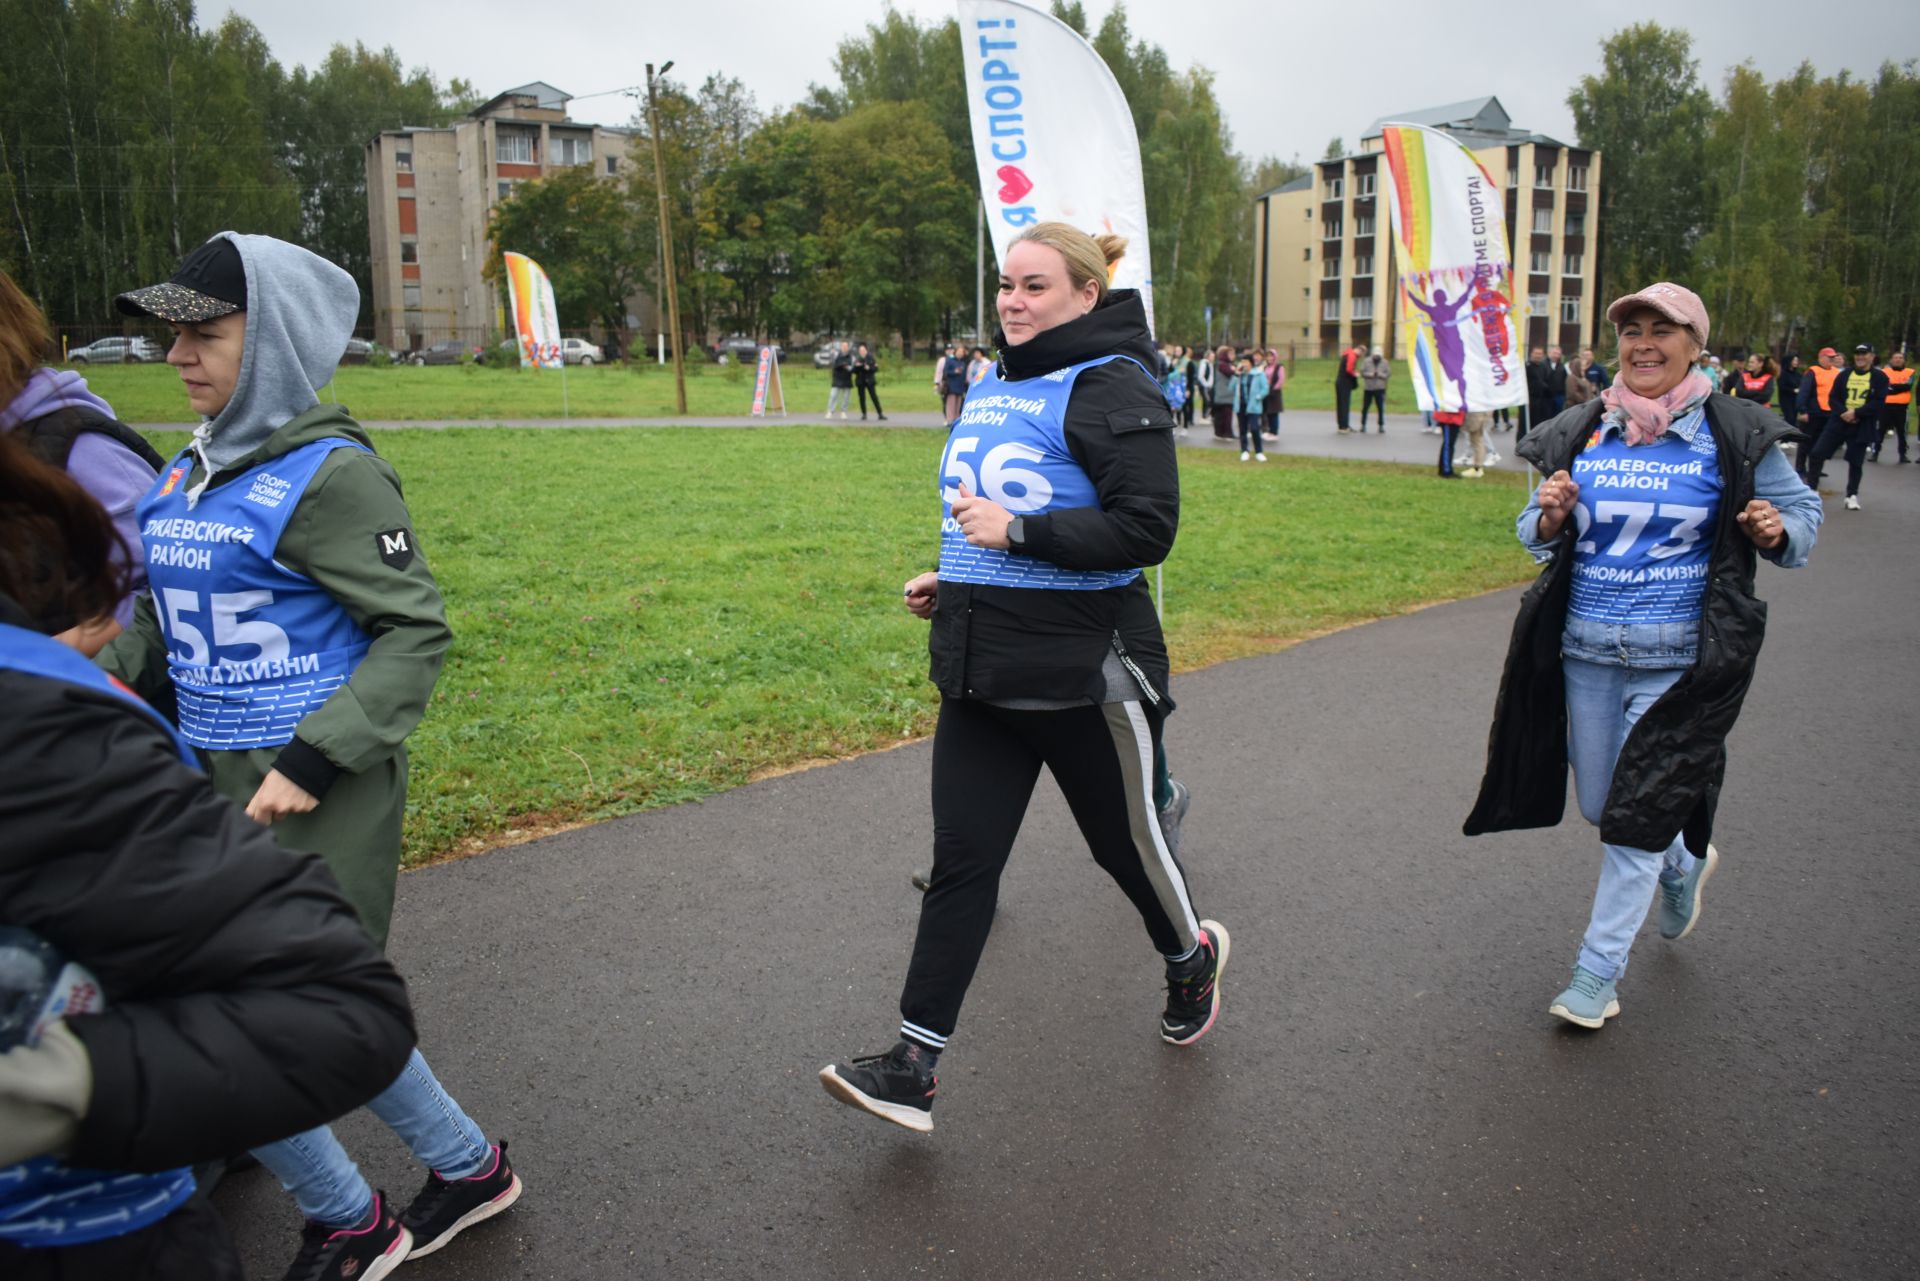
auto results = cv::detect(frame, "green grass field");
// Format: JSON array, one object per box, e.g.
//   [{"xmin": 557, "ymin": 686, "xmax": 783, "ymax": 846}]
[
  {"xmin": 146, "ymin": 427, "xmax": 1532, "ymax": 865},
  {"xmin": 86, "ymin": 355, "xmax": 1430, "ymax": 423}
]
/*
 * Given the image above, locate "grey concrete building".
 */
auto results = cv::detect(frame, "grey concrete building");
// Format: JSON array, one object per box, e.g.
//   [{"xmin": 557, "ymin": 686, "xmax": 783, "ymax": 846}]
[{"xmin": 365, "ymin": 82, "xmax": 641, "ymax": 353}]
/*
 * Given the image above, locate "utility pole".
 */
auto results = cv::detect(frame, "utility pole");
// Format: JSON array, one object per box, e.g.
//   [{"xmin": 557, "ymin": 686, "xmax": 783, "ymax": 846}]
[{"xmin": 646, "ymin": 62, "xmax": 687, "ymax": 414}]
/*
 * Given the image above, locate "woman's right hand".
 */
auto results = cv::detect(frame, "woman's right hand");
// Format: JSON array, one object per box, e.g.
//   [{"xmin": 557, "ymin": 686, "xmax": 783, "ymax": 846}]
[
  {"xmin": 1535, "ymin": 469, "xmax": 1581, "ymax": 540},
  {"xmin": 903, "ymin": 572, "xmax": 938, "ymax": 620}
]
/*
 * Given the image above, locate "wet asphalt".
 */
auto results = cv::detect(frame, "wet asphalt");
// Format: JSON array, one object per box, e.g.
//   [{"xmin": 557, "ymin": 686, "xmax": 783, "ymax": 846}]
[{"xmin": 211, "ymin": 440, "xmax": 1919, "ymax": 1280}]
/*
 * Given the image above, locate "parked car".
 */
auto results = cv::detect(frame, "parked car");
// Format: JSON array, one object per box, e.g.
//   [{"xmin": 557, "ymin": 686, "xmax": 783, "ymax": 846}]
[
  {"xmin": 560, "ymin": 337, "xmax": 603, "ymax": 366},
  {"xmin": 813, "ymin": 341, "xmax": 845, "ymax": 369},
  {"xmin": 410, "ymin": 340, "xmax": 473, "ymax": 366},
  {"xmin": 68, "ymin": 336, "xmax": 164, "ymax": 364},
  {"xmin": 340, "ymin": 338, "xmax": 385, "ymax": 364}
]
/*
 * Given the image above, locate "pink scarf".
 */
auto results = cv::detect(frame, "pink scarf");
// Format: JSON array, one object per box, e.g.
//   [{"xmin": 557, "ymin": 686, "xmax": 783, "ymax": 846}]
[{"xmin": 1600, "ymin": 371, "xmax": 1714, "ymax": 445}]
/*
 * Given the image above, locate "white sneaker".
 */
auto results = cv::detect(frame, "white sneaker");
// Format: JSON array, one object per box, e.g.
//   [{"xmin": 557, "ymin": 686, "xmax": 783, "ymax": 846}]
[
  {"xmin": 1844, "ymin": 494, "xmax": 1861, "ymax": 510},
  {"xmin": 1240, "ymin": 450, "xmax": 1250, "ymax": 461},
  {"xmin": 1255, "ymin": 452, "xmax": 1268, "ymax": 462},
  {"xmin": 1484, "ymin": 450, "xmax": 1503, "ymax": 466}
]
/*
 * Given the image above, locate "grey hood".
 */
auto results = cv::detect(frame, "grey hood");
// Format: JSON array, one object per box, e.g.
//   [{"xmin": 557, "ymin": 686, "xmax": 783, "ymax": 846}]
[{"xmin": 186, "ymin": 232, "xmax": 356, "ymax": 504}]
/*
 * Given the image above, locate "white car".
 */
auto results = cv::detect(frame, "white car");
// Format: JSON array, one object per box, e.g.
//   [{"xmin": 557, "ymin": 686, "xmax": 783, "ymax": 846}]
[
  {"xmin": 560, "ymin": 337, "xmax": 603, "ymax": 366},
  {"xmin": 68, "ymin": 336, "xmax": 164, "ymax": 364}
]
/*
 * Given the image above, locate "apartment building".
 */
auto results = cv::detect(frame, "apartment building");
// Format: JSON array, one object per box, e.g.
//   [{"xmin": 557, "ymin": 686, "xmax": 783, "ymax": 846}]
[
  {"xmin": 365, "ymin": 82, "xmax": 638, "ymax": 352},
  {"xmin": 1252, "ymin": 97, "xmax": 1602, "ymax": 360}
]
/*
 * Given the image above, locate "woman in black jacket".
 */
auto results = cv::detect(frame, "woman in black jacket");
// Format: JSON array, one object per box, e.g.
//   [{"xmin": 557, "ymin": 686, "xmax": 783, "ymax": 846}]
[
  {"xmin": 0, "ymin": 433, "xmax": 415, "ymax": 1279},
  {"xmin": 820, "ymin": 223, "xmax": 1226, "ymax": 1133}
]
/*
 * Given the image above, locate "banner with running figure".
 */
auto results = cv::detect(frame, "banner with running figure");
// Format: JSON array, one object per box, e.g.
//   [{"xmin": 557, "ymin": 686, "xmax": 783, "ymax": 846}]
[
  {"xmin": 1378, "ymin": 122, "xmax": 1525, "ymax": 413},
  {"xmin": 957, "ymin": 0, "xmax": 1154, "ymax": 331},
  {"xmin": 502, "ymin": 251, "xmax": 563, "ymax": 370}
]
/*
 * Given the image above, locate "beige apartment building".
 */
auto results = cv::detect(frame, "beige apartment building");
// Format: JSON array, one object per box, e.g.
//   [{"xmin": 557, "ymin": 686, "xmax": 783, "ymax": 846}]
[
  {"xmin": 1252, "ymin": 97, "xmax": 1602, "ymax": 360},
  {"xmin": 365, "ymin": 82, "xmax": 638, "ymax": 353}
]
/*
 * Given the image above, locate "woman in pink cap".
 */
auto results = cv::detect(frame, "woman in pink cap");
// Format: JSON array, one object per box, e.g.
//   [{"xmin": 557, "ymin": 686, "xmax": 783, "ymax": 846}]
[{"xmin": 1464, "ymin": 282, "xmax": 1823, "ymax": 1029}]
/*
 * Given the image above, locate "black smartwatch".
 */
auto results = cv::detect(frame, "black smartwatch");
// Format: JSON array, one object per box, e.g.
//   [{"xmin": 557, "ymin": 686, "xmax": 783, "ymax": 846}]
[{"xmin": 1006, "ymin": 516, "xmax": 1027, "ymax": 552}]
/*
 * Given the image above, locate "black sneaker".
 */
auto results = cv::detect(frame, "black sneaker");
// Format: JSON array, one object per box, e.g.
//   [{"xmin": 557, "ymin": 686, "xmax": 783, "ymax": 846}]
[
  {"xmin": 281, "ymin": 1190, "xmax": 411, "ymax": 1281},
  {"xmin": 1161, "ymin": 920, "xmax": 1230, "ymax": 1046},
  {"xmin": 1157, "ymin": 779, "xmax": 1191, "ymax": 860},
  {"xmin": 819, "ymin": 1040, "xmax": 937, "ymax": 1132},
  {"xmin": 398, "ymin": 1142, "xmax": 523, "ymax": 1260}
]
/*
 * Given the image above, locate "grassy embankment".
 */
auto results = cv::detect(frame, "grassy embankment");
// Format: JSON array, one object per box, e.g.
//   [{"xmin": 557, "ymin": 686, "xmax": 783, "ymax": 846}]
[
  {"xmin": 141, "ymin": 426, "xmax": 1533, "ymax": 865},
  {"xmin": 88, "ymin": 356, "xmax": 1430, "ymax": 423}
]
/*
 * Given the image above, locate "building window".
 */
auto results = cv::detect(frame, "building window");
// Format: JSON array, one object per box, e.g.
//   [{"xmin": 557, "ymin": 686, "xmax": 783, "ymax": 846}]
[
  {"xmin": 1532, "ymin": 208, "xmax": 1552, "ymax": 234},
  {"xmin": 1561, "ymin": 297, "xmax": 1581, "ymax": 324},
  {"xmin": 402, "ymin": 284, "xmax": 422, "ymax": 309},
  {"xmin": 399, "ymin": 241, "xmax": 417, "ymax": 264},
  {"xmin": 1303, "ymin": 288, "xmax": 1311, "ymax": 300},
  {"xmin": 1529, "ymin": 292, "xmax": 1550, "ymax": 316},
  {"xmin": 497, "ymin": 181, "xmax": 514, "ymax": 202},
  {"xmin": 1356, "ymin": 172, "xmax": 1375, "ymax": 197},
  {"xmin": 497, "ymin": 132, "xmax": 534, "ymax": 164},
  {"xmin": 1323, "ymin": 176, "xmax": 1344, "ymax": 200},
  {"xmin": 1304, "ymin": 207, "xmax": 1311, "ymax": 221},
  {"xmin": 1323, "ymin": 257, "xmax": 1341, "ymax": 279},
  {"xmin": 1323, "ymin": 219, "xmax": 1343, "ymax": 240},
  {"xmin": 554, "ymin": 136, "xmax": 592, "ymax": 166},
  {"xmin": 1563, "ymin": 252, "xmax": 1583, "ymax": 276},
  {"xmin": 1353, "ymin": 296, "xmax": 1374, "ymax": 320},
  {"xmin": 1353, "ymin": 254, "xmax": 1373, "ymax": 278},
  {"xmin": 606, "ymin": 156, "xmax": 619, "ymax": 175},
  {"xmin": 1534, "ymin": 162, "xmax": 1556, "ymax": 188},
  {"xmin": 395, "ymin": 150, "xmax": 412, "ymax": 173},
  {"xmin": 460, "ymin": 243, "xmax": 468, "ymax": 262},
  {"xmin": 1565, "ymin": 211, "xmax": 1586, "ymax": 237},
  {"xmin": 1529, "ymin": 250, "xmax": 1552, "ymax": 273},
  {"xmin": 1568, "ymin": 166, "xmax": 1588, "ymax": 191},
  {"xmin": 463, "ymin": 288, "xmax": 471, "ymax": 308},
  {"xmin": 1322, "ymin": 297, "xmax": 1341, "ymax": 321},
  {"xmin": 1508, "ymin": 166, "xmax": 1519, "ymax": 187},
  {"xmin": 1303, "ymin": 247, "xmax": 1311, "ymax": 261},
  {"xmin": 1354, "ymin": 213, "xmax": 1375, "ymax": 236}
]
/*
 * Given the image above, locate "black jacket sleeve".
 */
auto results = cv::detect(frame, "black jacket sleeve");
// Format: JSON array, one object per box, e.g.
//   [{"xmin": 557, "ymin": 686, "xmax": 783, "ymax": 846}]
[
  {"xmin": 1013, "ymin": 361, "xmax": 1179, "ymax": 570},
  {"xmin": 0, "ymin": 673, "xmax": 417, "ymax": 1172}
]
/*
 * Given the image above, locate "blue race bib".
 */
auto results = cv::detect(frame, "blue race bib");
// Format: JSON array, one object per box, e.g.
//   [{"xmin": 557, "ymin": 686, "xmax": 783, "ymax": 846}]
[{"xmin": 1567, "ymin": 413, "xmax": 1722, "ymax": 625}]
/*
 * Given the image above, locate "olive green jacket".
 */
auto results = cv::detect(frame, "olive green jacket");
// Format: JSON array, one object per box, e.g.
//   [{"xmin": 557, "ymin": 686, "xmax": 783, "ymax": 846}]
[{"xmin": 98, "ymin": 405, "xmax": 451, "ymax": 946}]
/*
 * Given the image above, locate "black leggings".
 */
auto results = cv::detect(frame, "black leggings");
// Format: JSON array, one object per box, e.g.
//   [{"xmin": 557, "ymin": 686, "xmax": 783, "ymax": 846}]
[
  {"xmin": 858, "ymin": 383, "xmax": 883, "ymax": 416},
  {"xmin": 900, "ymin": 698, "xmax": 1202, "ymax": 1046}
]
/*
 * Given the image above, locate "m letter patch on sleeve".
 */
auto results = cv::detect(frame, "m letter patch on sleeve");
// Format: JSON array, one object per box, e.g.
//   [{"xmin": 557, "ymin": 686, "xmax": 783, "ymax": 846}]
[{"xmin": 376, "ymin": 528, "xmax": 415, "ymax": 569}]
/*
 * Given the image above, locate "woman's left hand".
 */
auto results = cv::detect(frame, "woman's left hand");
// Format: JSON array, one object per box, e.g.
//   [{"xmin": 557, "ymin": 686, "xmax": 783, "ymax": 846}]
[
  {"xmin": 950, "ymin": 482, "xmax": 1013, "ymax": 549},
  {"xmin": 1736, "ymin": 499, "xmax": 1787, "ymax": 550},
  {"xmin": 245, "ymin": 768, "xmax": 320, "ymax": 825}
]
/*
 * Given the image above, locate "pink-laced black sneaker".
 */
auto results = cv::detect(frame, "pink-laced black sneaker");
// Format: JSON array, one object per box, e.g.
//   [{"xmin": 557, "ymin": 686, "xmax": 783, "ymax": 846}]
[
  {"xmin": 398, "ymin": 1141, "xmax": 523, "ymax": 1259},
  {"xmin": 1162, "ymin": 920, "xmax": 1230, "ymax": 1045},
  {"xmin": 281, "ymin": 1190, "xmax": 411, "ymax": 1281}
]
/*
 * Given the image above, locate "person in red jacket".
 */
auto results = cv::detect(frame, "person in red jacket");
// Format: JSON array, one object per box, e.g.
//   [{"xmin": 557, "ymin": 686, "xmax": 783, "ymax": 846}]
[{"xmin": 1334, "ymin": 344, "xmax": 1362, "ymax": 432}]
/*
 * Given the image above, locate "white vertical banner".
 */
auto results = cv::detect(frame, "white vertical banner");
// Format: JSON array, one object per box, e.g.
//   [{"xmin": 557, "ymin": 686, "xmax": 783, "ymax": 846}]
[{"xmin": 957, "ymin": 0, "xmax": 1154, "ymax": 333}]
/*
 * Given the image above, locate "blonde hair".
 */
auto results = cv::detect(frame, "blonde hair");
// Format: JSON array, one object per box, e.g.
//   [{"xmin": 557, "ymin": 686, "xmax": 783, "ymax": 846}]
[{"xmin": 1008, "ymin": 222, "xmax": 1127, "ymax": 303}]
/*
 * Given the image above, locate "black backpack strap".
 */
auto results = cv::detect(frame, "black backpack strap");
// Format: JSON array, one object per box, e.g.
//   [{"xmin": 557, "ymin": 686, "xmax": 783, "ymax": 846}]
[{"xmin": 17, "ymin": 405, "xmax": 168, "ymax": 473}]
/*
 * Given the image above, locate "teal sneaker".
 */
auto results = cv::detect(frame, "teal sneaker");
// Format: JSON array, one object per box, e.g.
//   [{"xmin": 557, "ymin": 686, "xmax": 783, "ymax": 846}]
[
  {"xmin": 1658, "ymin": 843, "xmax": 1719, "ymax": 940},
  {"xmin": 1548, "ymin": 966, "xmax": 1620, "ymax": 1029}
]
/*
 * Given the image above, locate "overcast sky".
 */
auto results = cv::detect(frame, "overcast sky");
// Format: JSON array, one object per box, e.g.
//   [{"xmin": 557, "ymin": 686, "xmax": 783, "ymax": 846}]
[{"xmin": 223, "ymin": 0, "xmax": 1914, "ymax": 165}]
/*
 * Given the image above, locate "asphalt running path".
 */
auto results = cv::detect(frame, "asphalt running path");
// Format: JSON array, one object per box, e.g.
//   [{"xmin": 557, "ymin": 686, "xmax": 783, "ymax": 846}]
[{"xmin": 210, "ymin": 456, "xmax": 1919, "ymax": 1278}]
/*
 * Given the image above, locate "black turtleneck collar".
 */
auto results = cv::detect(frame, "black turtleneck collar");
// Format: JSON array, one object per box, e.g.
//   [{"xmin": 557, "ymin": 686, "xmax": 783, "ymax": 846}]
[{"xmin": 996, "ymin": 289, "xmax": 1158, "ymax": 382}]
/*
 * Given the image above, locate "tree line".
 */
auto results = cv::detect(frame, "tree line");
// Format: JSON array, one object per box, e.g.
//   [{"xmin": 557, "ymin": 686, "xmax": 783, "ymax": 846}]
[
  {"xmin": 0, "ymin": 0, "xmax": 475, "ymax": 332},
  {"xmin": 1573, "ymin": 25, "xmax": 1919, "ymax": 356}
]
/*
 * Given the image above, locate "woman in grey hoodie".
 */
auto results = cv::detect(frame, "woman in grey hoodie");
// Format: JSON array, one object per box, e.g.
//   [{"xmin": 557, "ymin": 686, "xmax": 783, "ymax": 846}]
[
  {"xmin": 1359, "ymin": 347, "xmax": 1392, "ymax": 432},
  {"xmin": 102, "ymin": 234, "xmax": 522, "ymax": 1281}
]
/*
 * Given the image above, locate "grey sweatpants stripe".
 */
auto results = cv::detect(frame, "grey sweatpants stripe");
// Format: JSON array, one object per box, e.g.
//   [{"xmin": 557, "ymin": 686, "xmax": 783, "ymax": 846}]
[{"xmin": 1102, "ymin": 700, "xmax": 1200, "ymax": 952}]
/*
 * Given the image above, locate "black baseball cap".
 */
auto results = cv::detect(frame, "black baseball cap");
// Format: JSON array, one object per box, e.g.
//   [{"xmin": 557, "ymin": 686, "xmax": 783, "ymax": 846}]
[
  {"xmin": 1854, "ymin": 342, "xmax": 1876, "ymax": 354},
  {"xmin": 115, "ymin": 237, "xmax": 246, "ymax": 322}
]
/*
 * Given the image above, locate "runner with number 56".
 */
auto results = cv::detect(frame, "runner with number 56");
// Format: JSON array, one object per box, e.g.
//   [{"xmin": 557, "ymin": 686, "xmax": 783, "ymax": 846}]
[{"xmin": 821, "ymin": 223, "xmax": 1228, "ymax": 1135}]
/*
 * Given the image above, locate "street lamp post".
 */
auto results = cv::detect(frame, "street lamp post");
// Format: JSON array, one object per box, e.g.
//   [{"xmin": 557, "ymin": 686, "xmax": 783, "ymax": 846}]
[{"xmin": 646, "ymin": 61, "xmax": 688, "ymax": 414}]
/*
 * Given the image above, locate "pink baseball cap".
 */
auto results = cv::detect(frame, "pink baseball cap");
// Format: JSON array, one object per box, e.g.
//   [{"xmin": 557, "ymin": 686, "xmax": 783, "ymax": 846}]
[{"xmin": 1607, "ymin": 282, "xmax": 1710, "ymax": 347}]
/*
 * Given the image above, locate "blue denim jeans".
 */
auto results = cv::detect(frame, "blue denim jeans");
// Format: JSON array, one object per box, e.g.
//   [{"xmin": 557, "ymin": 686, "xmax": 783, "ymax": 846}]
[
  {"xmin": 252, "ymin": 1049, "xmax": 490, "ymax": 1226},
  {"xmin": 1562, "ymin": 657, "xmax": 1701, "ymax": 980}
]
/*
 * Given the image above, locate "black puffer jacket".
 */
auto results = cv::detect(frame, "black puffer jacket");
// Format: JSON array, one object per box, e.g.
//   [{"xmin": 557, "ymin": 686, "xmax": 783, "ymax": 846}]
[
  {"xmin": 927, "ymin": 289, "xmax": 1179, "ymax": 708},
  {"xmin": 1463, "ymin": 394, "xmax": 1800, "ymax": 853},
  {"xmin": 0, "ymin": 597, "xmax": 415, "ymax": 1172}
]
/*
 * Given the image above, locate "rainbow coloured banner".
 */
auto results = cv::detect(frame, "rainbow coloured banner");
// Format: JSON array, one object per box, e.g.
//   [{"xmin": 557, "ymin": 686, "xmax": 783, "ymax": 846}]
[
  {"xmin": 501, "ymin": 251, "xmax": 563, "ymax": 370},
  {"xmin": 1378, "ymin": 123, "xmax": 1524, "ymax": 413}
]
